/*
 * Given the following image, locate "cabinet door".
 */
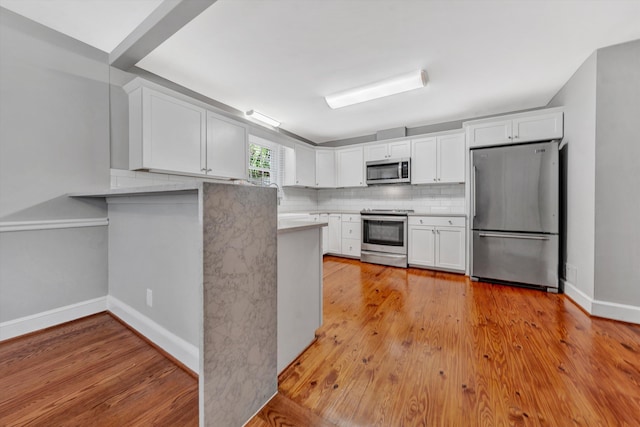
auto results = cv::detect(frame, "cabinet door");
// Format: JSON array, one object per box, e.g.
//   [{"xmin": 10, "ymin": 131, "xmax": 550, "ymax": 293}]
[
  {"xmin": 408, "ymin": 225, "xmax": 436, "ymax": 266},
  {"xmin": 320, "ymin": 214, "xmax": 329, "ymax": 254},
  {"xmin": 336, "ymin": 147, "xmax": 365, "ymax": 187},
  {"xmin": 388, "ymin": 140, "xmax": 411, "ymax": 159},
  {"xmin": 411, "ymin": 137, "xmax": 437, "ymax": 184},
  {"xmin": 142, "ymin": 88, "xmax": 205, "ymax": 174},
  {"xmin": 294, "ymin": 144, "xmax": 316, "ymax": 187},
  {"xmin": 364, "ymin": 143, "xmax": 389, "ymax": 161},
  {"xmin": 437, "ymin": 133, "xmax": 465, "ymax": 183},
  {"xmin": 435, "ymin": 226, "xmax": 465, "ymax": 271},
  {"xmin": 316, "ymin": 150, "xmax": 336, "ymax": 188},
  {"xmin": 467, "ymin": 120, "xmax": 512, "ymax": 148},
  {"xmin": 512, "ymin": 112, "xmax": 563, "ymax": 143},
  {"xmin": 328, "ymin": 215, "xmax": 342, "ymax": 253},
  {"xmin": 206, "ymin": 112, "xmax": 247, "ymax": 179}
]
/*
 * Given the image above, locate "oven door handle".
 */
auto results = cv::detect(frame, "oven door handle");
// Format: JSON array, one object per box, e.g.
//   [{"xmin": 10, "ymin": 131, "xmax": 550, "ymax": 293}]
[{"xmin": 362, "ymin": 216, "xmax": 408, "ymax": 222}]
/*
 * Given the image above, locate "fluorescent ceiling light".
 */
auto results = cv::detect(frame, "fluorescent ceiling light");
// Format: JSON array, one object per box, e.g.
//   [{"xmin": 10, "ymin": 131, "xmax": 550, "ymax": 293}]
[
  {"xmin": 246, "ymin": 110, "xmax": 280, "ymax": 127},
  {"xmin": 325, "ymin": 70, "xmax": 427, "ymax": 109}
]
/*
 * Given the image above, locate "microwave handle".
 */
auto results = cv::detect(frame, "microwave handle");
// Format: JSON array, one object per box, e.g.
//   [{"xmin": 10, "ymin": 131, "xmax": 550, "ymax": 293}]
[{"xmin": 398, "ymin": 162, "xmax": 402, "ymax": 179}]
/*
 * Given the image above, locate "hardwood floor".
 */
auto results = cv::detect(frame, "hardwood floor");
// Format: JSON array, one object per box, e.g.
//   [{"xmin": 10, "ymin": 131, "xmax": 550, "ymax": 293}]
[
  {"xmin": 3, "ymin": 259, "xmax": 639, "ymax": 426},
  {"xmin": 251, "ymin": 256, "xmax": 640, "ymax": 426},
  {"xmin": 0, "ymin": 312, "xmax": 198, "ymax": 426}
]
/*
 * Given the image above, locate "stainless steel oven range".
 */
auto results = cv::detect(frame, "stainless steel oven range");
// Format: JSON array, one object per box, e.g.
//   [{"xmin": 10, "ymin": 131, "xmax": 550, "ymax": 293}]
[{"xmin": 360, "ymin": 209, "xmax": 414, "ymax": 268}]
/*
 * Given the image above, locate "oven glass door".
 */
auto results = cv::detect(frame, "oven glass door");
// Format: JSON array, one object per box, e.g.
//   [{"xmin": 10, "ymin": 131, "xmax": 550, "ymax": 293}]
[{"xmin": 362, "ymin": 216, "xmax": 407, "ymax": 255}]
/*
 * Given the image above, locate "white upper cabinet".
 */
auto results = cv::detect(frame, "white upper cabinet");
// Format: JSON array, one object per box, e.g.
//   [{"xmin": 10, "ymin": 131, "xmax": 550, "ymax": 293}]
[
  {"xmin": 512, "ymin": 112, "xmax": 563, "ymax": 142},
  {"xmin": 364, "ymin": 140, "xmax": 411, "ymax": 161},
  {"xmin": 411, "ymin": 132, "xmax": 465, "ymax": 184},
  {"xmin": 315, "ymin": 149, "xmax": 336, "ymax": 188},
  {"xmin": 125, "ymin": 78, "xmax": 248, "ymax": 179},
  {"xmin": 206, "ymin": 112, "xmax": 247, "ymax": 180},
  {"xmin": 292, "ymin": 143, "xmax": 316, "ymax": 187},
  {"xmin": 336, "ymin": 146, "xmax": 365, "ymax": 187},
  {"xmin": 131, "ymin": 86, "xmax": 206, "ymax": 174},
  {"xmin": 466, "ymin": 119, "xmax": 512, "ymax": 147},
  {"xmin": 465, "ymin": 109, "xmax": 563, "ymax": 148}
]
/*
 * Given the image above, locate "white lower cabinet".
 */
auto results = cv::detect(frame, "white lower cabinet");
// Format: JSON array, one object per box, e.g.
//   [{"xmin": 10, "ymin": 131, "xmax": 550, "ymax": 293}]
[
  {"xmin": 408, "ymin": 216, "xmax": 465, "ymax": 272},
  {"xmin": 341, "ymin": 214, "xmax": 361, "ymax": 257},
  {"xmin": 327, "ymin": 214, "xmax": 342, "ymax": 254}
]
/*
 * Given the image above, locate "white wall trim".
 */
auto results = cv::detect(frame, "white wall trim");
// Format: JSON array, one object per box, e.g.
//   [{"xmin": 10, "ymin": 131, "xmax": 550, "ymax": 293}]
[
  {"xmin": 592, "ymin": 300, "xmax": 640, "ymax": 325},
  {"xmin": 107, "ymin": 296, "xmax": 199, "ymax": 374},
  {"xmin": 0, "ymin": 218, "xmax": 109, "ymax": 233},
  {"xmin": 562, "ymin": 279, "xmax": 594, "ymax": 313},
  {"xmin": 562, "ymin": 279, "xmax": 640, "ymax": 325},
  {"xmin": 0, "ymin": 296, "xmax": 108, "ymax": 341}
]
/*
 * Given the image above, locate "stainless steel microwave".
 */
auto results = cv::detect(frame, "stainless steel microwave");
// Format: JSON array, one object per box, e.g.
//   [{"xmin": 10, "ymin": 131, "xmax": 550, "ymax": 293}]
[{"xmin": 365, "ymin": 158, "xmax": 411, "ymax": 185}]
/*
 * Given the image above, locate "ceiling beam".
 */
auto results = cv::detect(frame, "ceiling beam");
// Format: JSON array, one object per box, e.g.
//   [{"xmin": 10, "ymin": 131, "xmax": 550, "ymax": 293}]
[{"xmin": 109, "ymin": 0, "xmax": 216, "ymax": 70}]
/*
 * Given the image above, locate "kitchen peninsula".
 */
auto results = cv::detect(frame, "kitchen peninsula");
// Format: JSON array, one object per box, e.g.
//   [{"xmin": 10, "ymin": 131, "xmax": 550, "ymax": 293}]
[{"xmin": 72, "ymin": 181, "xmax": 325, "ymax": 426}]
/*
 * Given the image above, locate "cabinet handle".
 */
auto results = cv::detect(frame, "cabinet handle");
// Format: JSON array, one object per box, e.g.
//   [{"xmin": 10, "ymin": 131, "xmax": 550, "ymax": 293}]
[
  {"xmin": 508, "ymin": 136, "xmax": 513, "ymax": 139},
  {"xmin": 432, "ymin": 229, "xmax": 435, "ymax": 234},
  {"xmin": 433, "ymin": 178, "xmax": 437, "ymax": 181},
  {"xmin": 201, "ymin": 168, "xmax": 207, "ymax": 172},
  {"xmin": 207, "ymin": 168, "xmax": 212, "ymax": 172},
  {"xmin": 514, "ymin": 135, "xmax": 519, "ymax": 139},
  {"xmin": 419, "ymin": 219, "xmax": 423, "ymax": 224},
  {"xmin": 448, "ymin": 220, "xmax": 452, "ymax": 225}
]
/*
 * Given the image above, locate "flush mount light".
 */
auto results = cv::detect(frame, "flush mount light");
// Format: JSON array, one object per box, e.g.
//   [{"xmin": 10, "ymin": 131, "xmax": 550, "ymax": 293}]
[
  {"xmin": 246, "ymin": 110, "xmax": 280, "ymax": 127},
  {"xmin": 325, "ymin": 69, "xmax": 428, "ymax": 109}
]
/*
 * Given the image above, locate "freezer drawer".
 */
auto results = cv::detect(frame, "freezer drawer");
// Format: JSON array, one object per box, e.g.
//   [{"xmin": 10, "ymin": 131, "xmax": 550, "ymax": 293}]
[{"xmin": 472, "ymin": 231, "xmax": 558, "ymax": 288}]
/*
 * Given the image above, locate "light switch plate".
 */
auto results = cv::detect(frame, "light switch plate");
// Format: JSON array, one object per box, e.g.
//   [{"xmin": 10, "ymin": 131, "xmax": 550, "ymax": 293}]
[{"xmin": 146, "ymin": 289, "xmax": 153, "ymax": 307}]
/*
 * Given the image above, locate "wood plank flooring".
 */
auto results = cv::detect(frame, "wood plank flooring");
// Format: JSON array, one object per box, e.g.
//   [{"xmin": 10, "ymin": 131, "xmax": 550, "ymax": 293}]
[
  {"xmin": 251, "ymin": 256, "xmax": 640, "ymax": 426},
  {"xmin": 0, "ymin": 312, "xmax": 198, "ymax": 426},
  {"xmin": 2, "ymin": 258, "xmax": 639, "ymax": 426}
]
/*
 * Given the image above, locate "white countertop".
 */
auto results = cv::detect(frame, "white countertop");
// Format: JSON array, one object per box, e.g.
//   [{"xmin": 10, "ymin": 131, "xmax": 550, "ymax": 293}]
[
  {"xmin": 279, "ymin": 210, "xmax": 466, "ymax": 218},
  {"xmin": 277, "ymin": 219, "xmax": 327, "ymax": 235},
  {"xmin": 69, "ymin": 183, "xmax": 203, "ymax": 198}
]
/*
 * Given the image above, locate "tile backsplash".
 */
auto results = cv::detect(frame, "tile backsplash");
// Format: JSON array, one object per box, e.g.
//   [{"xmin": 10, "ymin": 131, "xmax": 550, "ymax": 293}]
[
  {"xmin": 110, "ymin": 170, "xmax": 465, "ymax": 214},
  {"xmin": 317, "ymin": 184, "xmax": 466, "ymax": 214}
]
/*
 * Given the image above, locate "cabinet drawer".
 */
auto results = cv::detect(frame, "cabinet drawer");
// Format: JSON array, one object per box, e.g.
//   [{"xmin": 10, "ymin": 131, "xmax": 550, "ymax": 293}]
[
  {"xmin": 409, "ymin": 216, "xmax": 465, "ymax": 227},
  {"xmin": 341, "ymin": 214, "xmax": 361, "ymax": 223},
  {"xmin": 342, "ymin": 238, "xmax": 361, "ymax": 257},
  {"xmin": 342, "ymin": 222, "xmax": 361, "ymax": 239}
]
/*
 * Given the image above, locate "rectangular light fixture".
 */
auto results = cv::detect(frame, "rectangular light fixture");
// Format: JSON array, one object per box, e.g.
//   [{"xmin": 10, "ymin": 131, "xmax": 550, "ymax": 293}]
[
  {"xmin": 246, "ymin": 110, "xmax": 280, "ymax": 127},
  {"xmin": 325, "ymin": 70, "xmax": 427, "ymax": 109}
]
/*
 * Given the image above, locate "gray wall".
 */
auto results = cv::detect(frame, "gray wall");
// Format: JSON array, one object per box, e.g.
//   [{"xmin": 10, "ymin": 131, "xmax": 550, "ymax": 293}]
[
  {"xmin": 0, "ymin": 9, "xmax": 109, "ymax": 321},
  {"xmin": 594, "ymin": 39, "xmax": 640, "ymax": 305},
  {"xmin": 107, "ymin": 194, "xmax": 201, "ymax": 346},
  {"xmin": 547, "ymin": 52, "xmax": 598, "ymax": 299}
]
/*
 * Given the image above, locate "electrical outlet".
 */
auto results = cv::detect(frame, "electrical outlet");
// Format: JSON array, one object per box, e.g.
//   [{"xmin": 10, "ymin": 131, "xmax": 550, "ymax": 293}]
[
  {"xmin": 146, "ymin": 289, "xmax": 153, "ymax": 307},
  {"xmin": 565, "ymin": 263, "xmax": 577, "ymax": 285}
]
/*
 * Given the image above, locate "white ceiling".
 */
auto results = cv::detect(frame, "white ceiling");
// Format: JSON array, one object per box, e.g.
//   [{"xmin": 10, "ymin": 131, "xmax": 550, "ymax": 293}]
[
  {"xmin": 3, "ymin": 0, "xmax": 640, "ymax": 143},
  {"xmin": 0, "ymin": 0, "xmax": 163, "ymax": 53}
]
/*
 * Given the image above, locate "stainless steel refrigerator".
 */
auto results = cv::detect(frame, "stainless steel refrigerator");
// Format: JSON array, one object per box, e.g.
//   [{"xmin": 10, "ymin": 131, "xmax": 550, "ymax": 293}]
[{"xmin": 471, "ymin": 141, "xmax": 559, "ymax": 291}]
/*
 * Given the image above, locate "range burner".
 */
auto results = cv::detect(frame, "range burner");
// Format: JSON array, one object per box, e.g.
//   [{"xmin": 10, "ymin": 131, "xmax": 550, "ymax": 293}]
[{"xmin": 360, "ymin": 208, "xmax": 415, "ymax": 216}]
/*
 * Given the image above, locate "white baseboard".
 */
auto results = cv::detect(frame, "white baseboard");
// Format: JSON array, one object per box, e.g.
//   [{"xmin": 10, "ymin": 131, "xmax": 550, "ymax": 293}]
[
  {"xmin": 562, "ymin": 279, "xmax": 640, "ymax": 324},
  {"xmin": 0, "ymin": 296, "xmax": 107, "ymax": 341},
  {"xmin": 592, "ymin": 300, "xmax": 640, "ymax": 324},
  {"xmin": 562, "ymin": 279, "xmax": 594, "ymax": 312},
  {"xmin": 107, "ymin": 296, "xmax": 199, "ymax": 374}
]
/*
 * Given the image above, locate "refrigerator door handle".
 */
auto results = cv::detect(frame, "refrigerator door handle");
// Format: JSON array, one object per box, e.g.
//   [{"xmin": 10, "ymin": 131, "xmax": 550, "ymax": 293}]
[
  {"xmin": 472, "ymin": 165, "xmax": 477, "ymax": 218},
  {"xmin": 478, "ymin": 233, "xmax": 550, "ymax": 241}
]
